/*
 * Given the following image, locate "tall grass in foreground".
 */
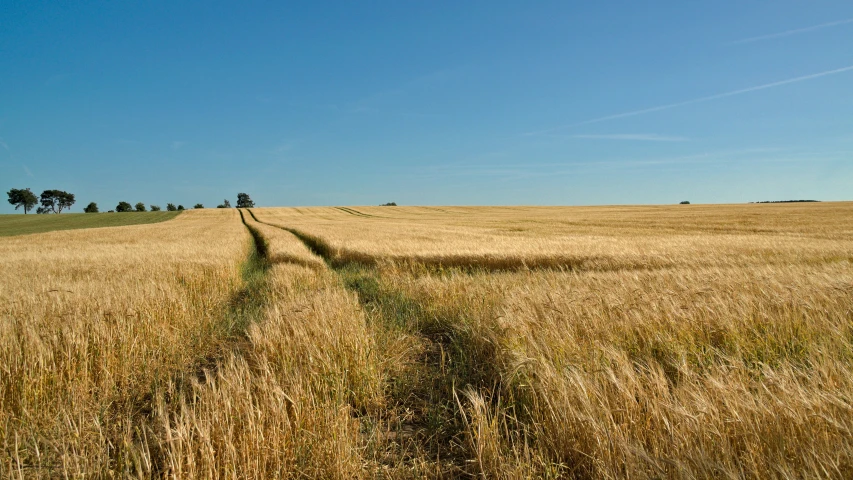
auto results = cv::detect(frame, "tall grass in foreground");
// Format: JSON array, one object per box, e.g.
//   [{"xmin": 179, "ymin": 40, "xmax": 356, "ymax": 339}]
[
  {"xmin": 4, "ymin": 204, "xmax": 852, "ymax": 478},
  {"xmin": 251, "ymin": 203, "xmax": 853, "ymax": 478},
  {"xmin": 0, "ymin": 210, "xmax": 248, "ymax": 477},
  {"xmin": 160, "ymin": 220, "xmax": 482, "ymax": 477},
  {"xmin": 373, "ymin": 261, "xmax": 853, "ymax": 478},
  {"xmin": 157, "ymin": 261, "xmax": 386, "ymax": 477}
]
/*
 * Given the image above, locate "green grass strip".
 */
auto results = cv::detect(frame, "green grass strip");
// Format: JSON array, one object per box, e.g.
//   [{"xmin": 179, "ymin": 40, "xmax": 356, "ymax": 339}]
[{"xmin": 0, "ymin": 211, "xmax": 181, "ymax": 237}]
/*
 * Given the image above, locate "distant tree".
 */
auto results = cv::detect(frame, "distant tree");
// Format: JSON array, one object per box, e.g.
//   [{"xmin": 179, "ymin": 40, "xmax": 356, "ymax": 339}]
[
  {"xmin": 135, "ymin": 202, "xmax": 146, "ymax": 212},
  {"xmin": 36, "ymin": 206, "xmax": 50, "ymax": 214},
  {"xmin": 116, "ymin": 201, "xmax": 133, "ymax": 212},
  {"xmin": 107, "ymin": 210, "xmax": 115, "ymax": 213},
  {"xmin": 7, "ymin": 188, "xmax": 38, "ymax": 214},
  {"xmin": 166, "ymin": 203, "xmax": 177, "ymax": 211},
  {"xmin": 380, "ymin": 202, "xmax": 397, "ymax": 206},
  {"xmin": 236, "ymin": 193, "xmax": 254, "ymax": 208},
  {"xmin": 194, "ymin": 203, "xmax": 204, "ymax": 209},
  {"xmin": 177, "ymin": 205, "xmax": 185, "ymax": 211},
  {"xmin": 83, "ymin": 202, "xmax": 99, "ymax": 213},
  {"xmin": 150, "ymin": 205, "xmax": 161, "ymax": 211},
  {"xmin": 39, "ymin": 190, "xmax": 76, "ymax": 213},
  {"xmin": 680, "ymin": 201, "xmax": 690, "ymax": 205},
  {"xmin": 217, "ymin": 199, "xmax": 231, "ymax": 208}
]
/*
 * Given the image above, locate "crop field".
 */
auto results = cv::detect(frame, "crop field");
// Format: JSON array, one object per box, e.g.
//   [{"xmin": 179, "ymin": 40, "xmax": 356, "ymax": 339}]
[
  {"xmin": 0, "ymin": 211, "xmax": 181, "ymax": 237},
  {"xmin": 2, "ymin": 203, "xmax": 852, "ymax": 478}
]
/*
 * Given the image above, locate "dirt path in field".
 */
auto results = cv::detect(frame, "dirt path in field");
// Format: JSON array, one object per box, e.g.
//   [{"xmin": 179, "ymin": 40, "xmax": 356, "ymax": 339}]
[
  {"xmin": 248, "ymin": 210, "xmax": 509, "ymax": 477},
  {"xmin": 141, "ymin": 210, "xmax": 275, "ymax": 477},
  {"xmin": 335, "ymin": 206, "xmax": 375, "ymax": 218},
  {"xmin": 192, "ymin": 209, "xmax": 272, "ymax": 376}
]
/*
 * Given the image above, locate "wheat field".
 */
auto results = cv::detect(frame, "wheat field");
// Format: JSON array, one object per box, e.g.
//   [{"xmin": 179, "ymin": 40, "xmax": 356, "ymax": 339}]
[
  {"xmin": 0, "ymin": 209, "xmax": 250, "ymax": 476},
  {"xmin": 252, "ymin": 204, "xmax": 853, "ymax": 270},
  {"xmin": 2, "ymin": 203, "xmax": 851, "ymax": 478}
]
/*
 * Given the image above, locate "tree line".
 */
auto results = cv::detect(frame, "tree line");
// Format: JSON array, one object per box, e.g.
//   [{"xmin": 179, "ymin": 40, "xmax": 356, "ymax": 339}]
[
  {"xmin": 7, "ymin": 188, "xmax": 75, "ymax": 214},
  {"xmin": 7, "ymin": 188, "xmax": 255, "ymax": 214}
]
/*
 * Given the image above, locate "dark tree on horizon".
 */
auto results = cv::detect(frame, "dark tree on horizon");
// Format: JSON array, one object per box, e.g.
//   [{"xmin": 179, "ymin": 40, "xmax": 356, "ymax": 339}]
[
  {"xmin": 236, "ymin": 193, "xmax": 254, "ymax": 208},
  {"xmin": 116, "ymin": 201, "xmax": 133, "ymax": 212},
  {"xmin": 39, "ymin": 190, "xmax": 75, "ymax": 213},
  {"xmin": 84, "ymin": 202, "xmax": 99, "ymax": 213},
  {"xmin": 7, "ymin": 188, "xmax": 38, "ymax": 214}
]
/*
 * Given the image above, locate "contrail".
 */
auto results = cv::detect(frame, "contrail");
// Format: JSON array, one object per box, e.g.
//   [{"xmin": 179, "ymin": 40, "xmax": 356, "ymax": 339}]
[
  {"xmin": 729, "ymin": 17, "xmax": 853, "ymax": 45},
  {"xmin": 525, "ymin": 64, "xmax": 853, "ymax": 135}
]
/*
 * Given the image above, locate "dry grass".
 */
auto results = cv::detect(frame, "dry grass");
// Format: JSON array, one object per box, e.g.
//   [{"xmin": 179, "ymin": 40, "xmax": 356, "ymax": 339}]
[
  {"xmin": 252, "ymin": 202, "xmax": 853, "ymax": 478},
  {"xmin": 158, "ymin": 263, "xmax": 384, "ymax": 478},
  {"xmin": 0, "ymin": 209, "xmax": 249, "ymax": 477},
  {"xmin": 241, "ymin": 210, "xmax": 325, "ymax": 269},
  {"xmin": 373, "ymin": 262, "xmax": 853, "ymax": 478},
  {"xmin": 252, "ymin": 203, "xmax": 853, "ymax": 270},
  {"xmin": 3, "ymin": 203, "xmax": 852, "ymax": 478},
  {"xmin": 160, "ymin": 218, "xmax": 459, "ymax": 478}
]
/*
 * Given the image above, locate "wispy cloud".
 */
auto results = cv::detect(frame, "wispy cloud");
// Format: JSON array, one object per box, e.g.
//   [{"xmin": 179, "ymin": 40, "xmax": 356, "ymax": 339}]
[
  {"xmin": 571, "ymin": 133, "xmax": 689, "ymax": 142},
  {"xmin": 171, "ymin": 141, "xmax": 187, "ymax": 150},
  {"xmin": 412, "ymin": 146, "xmax": 853, "ymax": 180},
  {"xmin": 22, "ymin": 165, "xmax": 33, "ymax": 177},
  {"xmin": 525, "ymin": 64, "xmax": 853, "ymax": 135},
  {"xmin": 729, "ymin": 17, "xmax": 853, "ymax": 45},
  {"xmin": 0, "ymin": 138, "xmax": 8, "ymax": 151}
]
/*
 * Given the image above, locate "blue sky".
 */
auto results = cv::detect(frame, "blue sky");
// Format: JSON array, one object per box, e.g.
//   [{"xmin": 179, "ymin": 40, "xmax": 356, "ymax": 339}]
[{"xmin": 2, "ymin": 1, "xmax": 852, "ymax": 211}]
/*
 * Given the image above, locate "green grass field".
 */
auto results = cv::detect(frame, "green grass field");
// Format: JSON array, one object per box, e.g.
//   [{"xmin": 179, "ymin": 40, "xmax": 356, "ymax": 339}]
[{"xmin": 0, "ymin": 211, "xmax": 182, "ymax": 237}]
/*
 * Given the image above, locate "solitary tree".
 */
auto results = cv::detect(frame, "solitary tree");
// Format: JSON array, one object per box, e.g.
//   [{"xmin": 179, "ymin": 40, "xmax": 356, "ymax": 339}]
[
  {"xmin": 680, "ymin": 201, "xmax": 690, "ymax": 205},
  {"xmin": 194, "ymin": 203, "xmax": 204, "ymax": 209},
  {"xmin": 236, "ymin": 193, "xmax": 254, "ymax": 208},
  {"xmin": 150, "ymin": 205, "xmax": 161, "ymax": 211},
  {"xmin": 116, "ymin": 201, "xmax": 133, "ymax": 212},
  {"xmin": 166, "ymin": 203, "xmax": 177, "ymax": 211},
  {"xmin": 135, "ymin": 202, "xmax": 146, "ymax": 212},
  {"xmin": 217, "ymin": 199, "xmax": 231, "ymax": 208},
  {"xmin": 84, "ymin": 202, "xmax": 99, "ymax": 213},
  {"xmin": 7, "ymin": 188, "xmax": 38, "ymax": 214},
  {"xmin": 177, "ymin": 205, "xmax": 185, "ymax": 211},
  {"xmin": 39, "ymin": 190, "xmax": 76, "ymax": 213}
]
